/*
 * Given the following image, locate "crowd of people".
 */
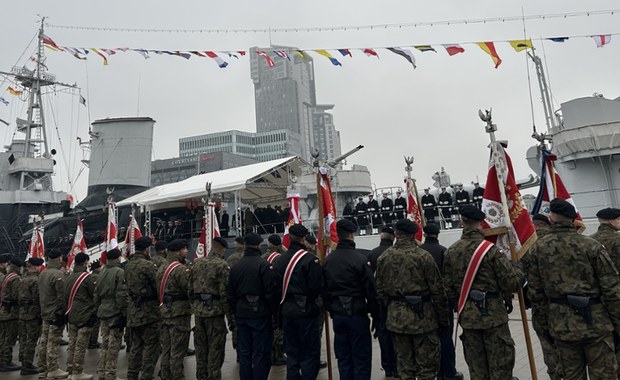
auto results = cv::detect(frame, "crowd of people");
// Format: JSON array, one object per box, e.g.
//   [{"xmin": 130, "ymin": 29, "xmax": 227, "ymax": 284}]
[{"xmin": 0, "ymin": 201, "xmax": 619, "ymax": 380}]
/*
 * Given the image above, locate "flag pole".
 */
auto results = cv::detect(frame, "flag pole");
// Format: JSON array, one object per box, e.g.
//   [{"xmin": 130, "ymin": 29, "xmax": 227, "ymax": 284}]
[
  {"xmin": 130, "ymin": 205, "xmax": 136, "ymax": 256},
  {"xmin": 481, "ymin": 109, "xmax": 538, "ymax": 380},
  {"xmin": 312, "ymin": 150, "xmax": 334, "ymax": 380},
  {"xmin": 404, "ymin": 156, "xmax": 425, "ymax": 227},
  {"xmin": 205, "ymin": 182, "xmax": 212, "ymax": 257}
]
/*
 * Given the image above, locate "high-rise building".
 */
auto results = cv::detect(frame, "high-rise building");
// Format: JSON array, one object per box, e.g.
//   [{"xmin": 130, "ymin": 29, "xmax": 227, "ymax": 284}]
[
  {"xmin": 312, "ymin": 105, "xmax": 342, "ymax": 163},
  {"xmin": 250, "ymin": 46, "xmax": 341, "ymax": 162}
]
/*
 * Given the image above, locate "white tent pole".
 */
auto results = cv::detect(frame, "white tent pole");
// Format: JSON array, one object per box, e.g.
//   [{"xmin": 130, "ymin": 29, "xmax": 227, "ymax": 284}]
[{"xmin": 234, "ymin": 190, "xmax": 240, "ymax": 237}]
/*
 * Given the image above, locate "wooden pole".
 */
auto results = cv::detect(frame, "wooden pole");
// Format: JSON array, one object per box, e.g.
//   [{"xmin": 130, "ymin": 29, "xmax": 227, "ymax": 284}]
[
  {"xmin": 316, "ymin": 169, "xmax": 334, "ymax": 380},
  {"xmin": 482, "ymin": 109, "xmax": 538, "ymax": 380}
]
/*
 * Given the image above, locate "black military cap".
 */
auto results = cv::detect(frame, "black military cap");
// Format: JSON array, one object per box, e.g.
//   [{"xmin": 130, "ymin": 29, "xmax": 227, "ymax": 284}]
[
  {"xmin": 395, "ymin": 219, "xmax": 418, "ymax": 234},
  {"xmin": 47, "ymin": 249, "xmax": 63, "ymax": 259},
  {"xmin": 305, "ymin": 235, "xmax": 317, "ymax": 245},
  {"xmin": 596, "ymin": 207, "xmax": 620, "ymax": 220},
  {"xmin": 213, "ymin": 237, "xmax": 228, "ymax": 249},
  {"xmin": 336, "ymin": 219, "xmax": 357, "ymax": 233},
  {"xmin": 10, "ymin": 257, "xmax": 23, "ymax": 267},
  {"xmin": 549, "ymin": 198, "xmax": 577, "ymax": 219},
  {"xmin": 244, "ymin": 233, "xmax": 263, "ymax": 245},
  {"xmin": 106, "ymin": 248, "xmax": 122, "ymax": 260},
  {"xmin": 135, "ymin": 236, "xmax": 153, "ymax": 250},
  {"xmin": 90, "ymin": 260, "xmax": 101, "ymax": 271},
  {"xmin": 423, "ymin": 223, "xmax": 440, "ymax": 235},
  {"xmin": 235, "ymin": 236, "xmax": 245, "ymax": 245},
  {"xmin": 381, "ymin": 226, "xmax": 395, "ymax": 235},
  {"xmin": 155, "ymin": 240, "xmax": 168, "ymax": 251},
  {"xmin": 532, "ymin": 213, "xmax": 551, "ymax": 225},
  {"xmin": 27, "ymin": 257, "xmax": 44, "ymax": 266},
  {"xmin": 268, "ymin": 234, "xmax": 282, "ymax": 246},
  {"xmin": 459, "ymin": 205, "xmax": 486, "ymax": 221},
  {"xmin": 0, "ymin": 254, "xmax": 10, "ymax": 263},
  {"xmin": 167, "ymin": 239, "xmax": 189, "ymax": 252},
  {"xmin": 289, "ymin": 224, "xmax": 309, "ymax": 237},
  {"xmin": 74, "ymin": 252, "xmax": 90, "ymax": 265}
]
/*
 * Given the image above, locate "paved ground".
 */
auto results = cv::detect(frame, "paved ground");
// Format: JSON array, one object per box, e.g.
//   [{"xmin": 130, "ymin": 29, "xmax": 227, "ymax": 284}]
[{"xmin": 4, "ymin": 310, "xmax": 548, "ymax": 380}]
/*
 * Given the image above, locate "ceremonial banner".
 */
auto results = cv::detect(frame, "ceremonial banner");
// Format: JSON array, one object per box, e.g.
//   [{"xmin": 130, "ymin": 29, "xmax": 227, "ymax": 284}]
[
  {"xmin": 405, "ymin": 178, "xmax": 424, "ymax": 242},
  {"xmin": 282, "ymin": 192, "xmax": 301, "ymax": 249},
  {"xmin": 481, "ymin": 143, "xmax": 537, "ymax": 259},
  {"xmin": 101, "ymin": 203, "xmax": 118, "ymax": 264},
  {"xmin": 124, "ymin": 214, "xmax": 143, "ymax": 256},
  {"xmin": 67, "ymin": 219, "xmax": 87, "ymax": 268},
  {"xmin": 27, "ymin": 224, "xmax": 45, "ymax": 260},
  {"xmin": 318, "ymin": 167, "xmax": 338, "ymax": 254},
  {"xmin": 196, "ymin": 202, "xmax": 220, "ymax": 259}
]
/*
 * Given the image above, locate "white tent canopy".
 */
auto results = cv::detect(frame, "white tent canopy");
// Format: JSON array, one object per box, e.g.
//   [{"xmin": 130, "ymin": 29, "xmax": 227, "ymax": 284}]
[{"xmin": 118, "ymin": 156, "xmax": 307, "ymax": 210}]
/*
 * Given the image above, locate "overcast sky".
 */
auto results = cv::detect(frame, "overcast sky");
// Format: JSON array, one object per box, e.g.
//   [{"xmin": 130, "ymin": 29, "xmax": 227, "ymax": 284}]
[{"xmin": 1, "ymin": 0, "xmax": 619, "ymax": 201}]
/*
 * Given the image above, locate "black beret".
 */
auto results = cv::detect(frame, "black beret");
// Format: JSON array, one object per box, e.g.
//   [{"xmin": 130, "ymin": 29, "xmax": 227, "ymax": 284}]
[
  {"xmin": 289, "ymin": 224, "xmax": 308, "ymax": 237},
  {"xmin": 596, "ymin": 207, "xmax": 620, "ymax": 220},
  {"xmin": 10, "ymin": 257, "xmax": 23, "ymax": 267},
  {"xmin": 106, "ymin": 248, "xmax": 122, "ymax": 260},
  {"xmin": 0, "ymin": 254, "xmax": 10, "ymax": 263},
  {"xmin": 167, "ymin": 239, "xmax": 188, "ymax": 252},
  {"xmin": 74, "ymin": 252, "xmax": 90, "ymax": 265},
  {"xmin": 47, "ymin": 249, "xmax": 63, "ymax": 259},
  {"xmin": 213, "ymin": 237, "xmax": 228, "ymax": 249},
  {"xmin": 155, "ymin": 241, "xmax": 168, "ymax": 251},
  {"xmin": 549, "ymin": 198, "xmax": 577, "ymax": 219},
  {"xmin": 459, "ymin": 205, "xmax": 486, "ymax": 221},
  {"xmin": 235, "ymin": 236, "xmax": 245, "ymax": 244},
  {"xmin": 395, "ymin": 219, "xmax": 418, "ymax": 234},
  {"xmin": 268, "ymin": 234, "xmax": 282, "ymax": 246},
  {"xmin": 305, "ymin": 235, "xmax": 317, "ymax": 245},
  {"xmin": 244, "ymin": 233, "xmax": 263, "ymax": 245},
  {"xmin": 90, "ymin": 260, "xmax": 101, "ymax": 270},
  {"xmin": 381, "ymin": 226, "xmax": 394, "ymax": 235},
  {"xmin": 135, "ymin": 236, "xmax": 152, "ymax": 250},
  {"xmin": 336, "ymin": 219, "xmax": 357, "ymax": 233},
  {"xmin": 27, "ymin": 257, "xmax": 44, "ymax": 266},
  {"xmin": 423, "ymin": 223, "xmax": 440, "ymax": 235},
  {"xmin": 532, "ymin": 213, "xmax": 551, "ymax": 225}
]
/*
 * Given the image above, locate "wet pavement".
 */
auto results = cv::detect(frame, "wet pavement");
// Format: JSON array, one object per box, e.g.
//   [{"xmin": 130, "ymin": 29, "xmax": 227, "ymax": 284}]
[{"xmin": 4, "ymin": 312, "xmax": 548, "ymax": 379}]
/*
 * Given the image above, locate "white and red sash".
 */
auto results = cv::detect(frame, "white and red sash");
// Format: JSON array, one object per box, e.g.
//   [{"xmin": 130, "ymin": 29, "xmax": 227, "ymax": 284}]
[
  {"xmin": 267, "ymin": 252, "xmax": 280, "ymax": 264},
  {"xmin": 65, "ymin": 272, "xmax": 90, "ymax": 315},
  {"xmin": 159, "ymin": 261, "xmax": 182, "ymax": 306},
  {"xmin": 0, "ymin": 273, "xmax": 18, "ymax": 304},
  {"xmin": 280, "ymin": 249, "xmax": 308, "ymax": 304}
]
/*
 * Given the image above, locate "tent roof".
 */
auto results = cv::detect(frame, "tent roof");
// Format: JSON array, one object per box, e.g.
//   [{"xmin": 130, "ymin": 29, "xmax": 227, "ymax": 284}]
[{"xmin": 117, "ymin": 156, "xmax": 307, "ymax": 208}]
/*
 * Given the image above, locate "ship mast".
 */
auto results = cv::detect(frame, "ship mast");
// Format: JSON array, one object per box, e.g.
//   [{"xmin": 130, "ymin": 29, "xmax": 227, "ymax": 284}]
[{"xmin": 528, "ymin": 49, "xmax": 558, "ymax": 133}]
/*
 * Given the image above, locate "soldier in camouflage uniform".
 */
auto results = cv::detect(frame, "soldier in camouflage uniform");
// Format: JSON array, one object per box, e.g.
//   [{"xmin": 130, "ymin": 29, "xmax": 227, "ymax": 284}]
[
  {"xmin": 38, "ymin": 249, "xmax": 69, "ymax": 379},
  {"xmin": 88, "ymin": 260, "xmax": 102, "ymax": 349},
  {"xmin": 18, "ymin": 257, "xmax": 43, "ymax": 375},
  {"xmin": 529, "ymin": 199, "xmax": 620, "ymax": 379},
  {"xmin": 190, "ymin": 237, "xmax": 233, "ymax": 380},
  {"xmin": 125, "ymin": 237, "xmax": 160, "ymax": 380},
  {"xmin": 157, "ymin": 239, "xmax": 191, "ymax": 380},
  {"xmin": 264, "ymin": 234, "xmax": 286, "ymax": 366},
  {"xmin": 94, "ymin": 249, "xmax": 128, "ymax": 380},
  {"xmin": 226, "ymin": 236, "xmax": 245, "ymax": 355},
  {"xmin": 376, "ymin": 220, "xmax": 449, "ymax": 380},
  {"xmin": 152, "ymin": 240, "xmax": 168, "ymax": 269},
  {"xmin": 443, "ymin": 205, "xmax": 523, "ymax": 380},
  {"xmin": 64, "ymin": 253, "xmax": 97, "ymax": 380},
  {"xmin": 590, "ymin": 208, "xmax": 620, "ymax": 272},
  {"xmin": 0, "ymin": 257, "xmax": 22, "ymax": 372}
]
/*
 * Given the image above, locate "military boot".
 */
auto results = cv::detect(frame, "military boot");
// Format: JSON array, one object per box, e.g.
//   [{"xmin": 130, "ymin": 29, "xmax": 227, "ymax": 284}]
[
  {"xmin": 46, "ymin": 368, "xmax": 69, "ymax": 379},
  {"xmin": 71, "ymin": 373, "xmax": 94, "ymax": 380},
  {"xmin": 0, "ymin": 362, "xmax": 21, "ymax": 371},
  {"xmin": 20, "ymin": 363, "xmax": 40, "ymax": 375}
]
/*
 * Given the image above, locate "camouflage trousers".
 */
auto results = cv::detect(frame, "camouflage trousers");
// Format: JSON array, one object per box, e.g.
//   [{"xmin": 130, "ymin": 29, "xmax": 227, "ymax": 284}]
[
  {"xmin": 556, "ymin": 333, "xmax": 617, "ymax": 380},
  {"xmin": 0, "ymin": 319, "xmax": 19, "ymax": 364},
  {"xmin": 392, "ymin": 331, "xmax": 440, "ymax": 380},
  {"xmin": 460, "ymin": 323, "xmax": 516, "ymax": 380},
  {"xmin": 273, "ymin": 326, "xmax": 285, "ymax": 361},
  {"xmin": 36, "ymin": 320, "xmax": 64, "ymax": 372},
  {"xmin": 160, "ymin": 315, "xmax": 191, "ymax": 380},
  {"xmin": 97, "ymin": 317, "xmax": 124, "ymax": 380},
  {"xmin": 194, "ymin": 315, "xmax": 227, "ymax": 380},
  {"xmin": 18, "ymin": 319, "xmax": 41, "ymax": 366},
  {"xmin": 66, "ymin": 323, "xmax": 92, "ymax": 375},
  {"xmin": 127, "ymin": 321, "xmax": 160, "ymax": 380},
  {"xmin": 536, "ymin": 332, "xmax": 562, "ymax": 379},
  {"xmin": 89, "ymin": 318, "xmax": 100, "ymax": 345}
]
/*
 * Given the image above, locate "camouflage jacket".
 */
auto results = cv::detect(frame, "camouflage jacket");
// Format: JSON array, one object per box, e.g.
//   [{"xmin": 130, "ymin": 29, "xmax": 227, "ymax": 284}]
[
  {"xmin": 529, "ymin": 222, "xmax": 620, "ymax": 341},
  {"xmin": 125, "ymin": 252, "xmax": 160, "ymax": 327},
  {"xmin": 590, "ymin": 224, "xmax": 620, "ymax": 271},
  {"xmin": 156, "ymin": 255, "xmax": 191, "ymax": 319},
  {"xmin": 64, "ymin": 265, "xmax": 96, "ymax": 326},
  {"xmin": 152, "ymin": 253, "xmax": 168, "ymax": 270},
  {"xmin": 443, "ymin": 228, "xmax": 523, "ymax": 330},
  {"xmin": 190, "ymin": 250, "xmax": 231, "ymax": 320},
  {"xmin": 376, "ymin": 237, "xmax": 449, "ymax": 334},
  {"xmin": 94, "ymin": 261, "xmax": 128, "ymax": 319},
  {"xmin": 18, "ymin": 271, "xmax": 41, "ymax": 321},
  {"xmin": 39, "ymin": 261, "xmax": 66, "ymax": 321},
  {"xmin": 226, "ymin": 248, "xmax": 244, "ymax": 269},
  {"xmin": 0, "ymin": 268, "xmax": 20, "ymax": 320}
]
